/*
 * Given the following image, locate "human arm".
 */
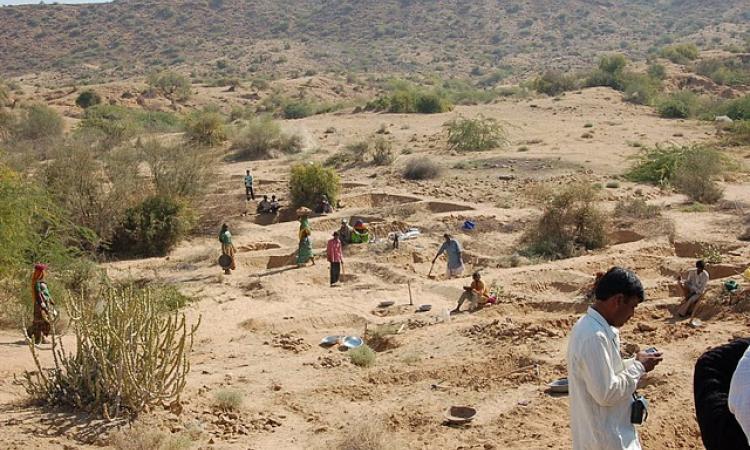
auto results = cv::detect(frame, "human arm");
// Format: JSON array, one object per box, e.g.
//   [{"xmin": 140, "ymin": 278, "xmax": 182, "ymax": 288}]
[
  {"xmin": 695, "ymin": 338, "xmax": 750, "ymax": 450},
  {"xmin": 577, "ymin": 333, "xmax": 645, "ymax": 407},
  {"xmin": 433, "ymin": 242, "xmax": 447, "ymax": 263},
  {"xmin": 729, "ymin": 347, "xmax": 750, "ymax": 446}
]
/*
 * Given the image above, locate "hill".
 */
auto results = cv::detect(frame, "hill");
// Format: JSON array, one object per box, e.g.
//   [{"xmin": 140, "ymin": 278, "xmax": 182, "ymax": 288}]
[{"xmin": 0, "ymin": 0, "xmax": 748, "ymax": 83}]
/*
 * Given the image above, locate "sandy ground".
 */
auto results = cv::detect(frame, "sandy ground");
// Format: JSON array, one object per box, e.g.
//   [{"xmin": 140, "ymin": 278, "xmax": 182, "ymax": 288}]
[{"xmin": 1, "ymin": 88, "xmax": 749, "ymax": 449}]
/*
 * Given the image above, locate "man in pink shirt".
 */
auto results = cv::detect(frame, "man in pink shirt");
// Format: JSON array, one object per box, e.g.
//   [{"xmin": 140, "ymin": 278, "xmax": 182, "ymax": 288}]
[{"xmin": 327, "ymin": 231, "xmax": 344, "ymax": 286}]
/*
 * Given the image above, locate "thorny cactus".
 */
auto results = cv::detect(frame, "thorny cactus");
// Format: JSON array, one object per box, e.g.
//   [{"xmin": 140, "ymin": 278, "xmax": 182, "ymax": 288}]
[{"xmin": 22, "ymin": 287, "xmax": 200, "ymax": 419}]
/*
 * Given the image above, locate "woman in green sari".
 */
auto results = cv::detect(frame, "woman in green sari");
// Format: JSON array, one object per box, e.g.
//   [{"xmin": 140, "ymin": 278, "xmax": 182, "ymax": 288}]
[{"xmin": 296, "ymin": 213, "xmax": 315, "ymax": 266}]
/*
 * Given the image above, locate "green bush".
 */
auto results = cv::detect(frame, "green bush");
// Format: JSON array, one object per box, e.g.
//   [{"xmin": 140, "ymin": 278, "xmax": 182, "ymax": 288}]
[
  {"xmin": 719, "ymin": 95, "xmax": 750, "ymax": 121},
  {"xmin": 660, "ymin": 43, "xmax": 699, "ymax": 64},
  {"xmin": 110, "ymin": 196, "xmax": 190, "ymax": 257},
  {"xmin": 626, "ymin": 145, "xmax": 726, "ymax": 203},
  {"xmin": 598, "ymin": 53, "xmax": 628, "ymax": 75},
  {"xmin": 0, "ymin": 162, "xmax": 94, "ymax": 326},
  {"xmin": 415, "ymin": 92, "xmax": 452, "ymax": 113},
  {"xmin": 647, "ymin": 64, "xmax": 667, "ymax": 80},
  {"xmin": 289, "ymin": 163, "xmax": 340, "ymax": 208},
  {"xmin": 366, "ymin": 84, "xmax": 453, "ymax": 114},
  {"xmin": 147, "ymin": 70, "xmax": 191, "ymax": 106},
  {"xmin": 402, "ymin": 158, "xmax": 440, "ymax": 180},
  {"xmin": 626, "ymin": 144, "xmax": 690, "ymax": 185},
  {"xmin": 230, "ymin": 116, "xmax": 282, "ymax": 160},
  {"xmin": 349, "ymin": 344, "xmax": 376, "ymax": 368},
  {"xmin": 621, "ymin": 73, "xmax": 661, "ymax": 105},
  {"xmin": 79, "ymin": 105, "xmax": 180, "ymax": 146},
  {"xmin": 75, "ymin": 90, "xmax": 102, "ymax": 109},
  {"xmin": 14, "ymin": 104, "xmax": 64, "ymax": 142},
  {"xmin": 657, "ymin": 91, "xmax": 699, "ymax": 118},
  {"xmin": 184, "ymin": 109, "xmax": 227, "ymax": 146},
  {"xmin": 447, "ymin": 115, "xmax": 509, "ymax": 152},
  {"xmin": 696, "ymin": 59, "xmax": 750, "ymax": 86},
  {"xmin": 531, "ymin": 71, "xmax": 577, "ymax": 96},
  {"xmin": 522, "ymin": 183, "xmax": 608, "ymax": 259},
  {"xmin": 724, "ymin": 120, "xmax": 750, "ymax": 146},
  {"xmin": 282, "ymin": 100, "xmax": 315, "ymax": 119}
]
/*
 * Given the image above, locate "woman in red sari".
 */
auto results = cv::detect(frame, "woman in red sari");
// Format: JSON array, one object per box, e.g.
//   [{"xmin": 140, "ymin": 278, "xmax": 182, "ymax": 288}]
[{"xmin": 27, "ymin": 263, "xmax": 56, "ymax": 344}]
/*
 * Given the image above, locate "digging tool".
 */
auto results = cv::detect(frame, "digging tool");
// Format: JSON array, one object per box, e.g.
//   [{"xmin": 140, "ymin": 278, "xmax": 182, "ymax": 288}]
[
  {"xmin": 408, "ymin": 279, "xmax": 414, "ymax": 306},
  {"xmin": 427, "ymin": 260, "xmax": 436, "ymax": 279}
]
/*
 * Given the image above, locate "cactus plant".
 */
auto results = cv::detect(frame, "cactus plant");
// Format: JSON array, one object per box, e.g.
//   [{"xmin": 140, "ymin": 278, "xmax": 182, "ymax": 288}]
[{"xmin": 22, "ymin": 287, "xmax": 200, "ymax": 418}]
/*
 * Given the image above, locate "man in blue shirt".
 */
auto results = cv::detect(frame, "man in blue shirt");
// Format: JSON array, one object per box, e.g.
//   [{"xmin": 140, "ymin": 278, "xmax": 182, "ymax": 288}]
[
  {"xmin": 433, "ymin": 234, "xmax": 464, "ymax": 278},
  {"xmin": 244, "ymin": 169, "xmax": 254, "ymax": 200}
]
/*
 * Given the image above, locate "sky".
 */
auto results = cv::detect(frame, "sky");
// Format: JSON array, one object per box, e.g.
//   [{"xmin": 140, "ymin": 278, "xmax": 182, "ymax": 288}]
[{"xmin": 0, "ymin": 0, "xmax": 111, "ymax": 5}]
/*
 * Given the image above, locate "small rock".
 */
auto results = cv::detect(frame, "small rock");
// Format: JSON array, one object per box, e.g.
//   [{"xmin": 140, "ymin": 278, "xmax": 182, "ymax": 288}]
[{"xmin": 637, "ymin": 322, "xmax": 657, "ymax": 332}]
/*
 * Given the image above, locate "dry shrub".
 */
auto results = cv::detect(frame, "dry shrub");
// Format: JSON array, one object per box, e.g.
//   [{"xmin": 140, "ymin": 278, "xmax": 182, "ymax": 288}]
[
  {"xmin": 22, "ymin": 287, "xmax": 200, "ymax": 418},
  {"xmin": 231, "ymin": 116, "xmax": 302, "ymax": 160},
  {"xmin": 614, "ymin": 197, "xmax": 660, "ymax": 219},
  {"xmin": 522, "ymin": 183, "xmax": 608, "ymax": 259},
  {"xmin": 213, "ymin": 388, "xmax": 244, "ymax": 411},
  {"xmin": 673, "ymin": 148, "xmax": 724, "ymax": 204},
  {"xmin": 336, "ymin": 419, "xmax": 392, "ymax": 450},
  {"xmin": 111, "ymin": 424, "xmax": 192, "ymax": 450},
  {"xmin": 140, "ymin": 139, "xmax": 216, "ymax": 200},
  {"xmin": 402, "ymin": 158, "xmax": 440, "ymax": 180},
  {"xmin": 349, "ymin": 344, "xmax": 376, "ymax": 368},
  {"xmin": 46, "ymin": 137, "xmax": 146, "ymax": 249},
  {"xmin": 371, "ymin": 137, "xmax": 394, "ymax": 166}
]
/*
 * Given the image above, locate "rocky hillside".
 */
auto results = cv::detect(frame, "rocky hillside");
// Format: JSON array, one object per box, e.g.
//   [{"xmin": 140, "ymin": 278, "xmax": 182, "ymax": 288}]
[{"xmin": 0, "ymin": 0, "xmax": 748, "ymax": 82}]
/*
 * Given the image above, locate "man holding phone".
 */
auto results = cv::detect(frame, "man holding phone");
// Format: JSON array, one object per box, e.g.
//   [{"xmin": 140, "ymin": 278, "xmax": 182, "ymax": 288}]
[{"xmin": 567, "ymin": 267, "xmax": 664, "ymax": 450}]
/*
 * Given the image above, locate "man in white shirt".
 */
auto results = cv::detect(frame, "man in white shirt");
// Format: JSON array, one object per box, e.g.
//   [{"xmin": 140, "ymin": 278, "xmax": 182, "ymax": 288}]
[
  {"xmin": 729, "ymin": 344, "xmax": 750, "ymax": 446},
  {"xmin": 568, "ymin": 267, "xmax": 664, "ymax": 450},
  {"xmin": 676, "ymin": 260, "xmax": 709, "ymax": 318}
]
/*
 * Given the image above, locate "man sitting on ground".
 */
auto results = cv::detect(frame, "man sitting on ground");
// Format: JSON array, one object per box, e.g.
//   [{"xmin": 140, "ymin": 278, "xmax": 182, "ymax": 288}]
[
  {"xmin": 452, "ymin": 271, "xmax": 489, "ymax": 313},
  {"xmin": 257, "ymin": 195, "xmax": 273, "ymax": 214},
  {"xmin": 316, "ymin": 195, "xmax": 333, "ymax": 214},
  {"xmin": 677, "ymin": 260, "xmax": 709, "ymax": 317},
  {"xmin": 270, "ymin": 195, "xmax": 281, "ymax": 214},
  {"xmin": 338, "ymin": 219, "xmax": 352, "ymax": 246}
]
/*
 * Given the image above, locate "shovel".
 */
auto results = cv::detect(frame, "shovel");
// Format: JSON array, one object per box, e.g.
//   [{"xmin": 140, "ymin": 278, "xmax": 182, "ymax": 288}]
[{"xmin": 428, "ymin": 260, "xmax": 437, "ymax": 279}]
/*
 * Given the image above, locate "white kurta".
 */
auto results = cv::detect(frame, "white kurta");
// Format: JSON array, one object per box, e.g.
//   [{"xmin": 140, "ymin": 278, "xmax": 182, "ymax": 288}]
[
  {"xmin": 729, "ymin": 346, "xmax": 750, "ymax": 444},
  {"xmin": 567, "ymin": 307, "xmax": 646, "ymax": 450}
]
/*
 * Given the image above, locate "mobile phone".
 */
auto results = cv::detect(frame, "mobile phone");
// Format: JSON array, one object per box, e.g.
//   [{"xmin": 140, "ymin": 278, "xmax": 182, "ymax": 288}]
[{"xmin": 645, "ymin": 347, "xmax": 658, "ymax": 354}]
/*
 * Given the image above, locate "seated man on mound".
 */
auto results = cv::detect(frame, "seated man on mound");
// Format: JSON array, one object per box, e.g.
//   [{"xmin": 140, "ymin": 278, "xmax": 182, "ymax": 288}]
[
  {"xmin": 677, "ymin": 259, "xmax": 709, "ymax": 318},
  {"xmin": 257, "ymin": 195, "xmax": 273, "ymax": 214},
  {"xmin": 270, "ymin": 195, "xmax": 281, "ymax": 214},
  {"xmin": 452, "ymin": 272, "xmax": 489, "ymax": 313}
]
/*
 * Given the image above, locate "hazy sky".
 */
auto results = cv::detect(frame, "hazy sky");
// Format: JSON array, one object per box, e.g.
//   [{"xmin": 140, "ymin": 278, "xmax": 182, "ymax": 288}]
[{"xmin": 0, "ymin": 0, "xmax": 111, "ymax": 5}]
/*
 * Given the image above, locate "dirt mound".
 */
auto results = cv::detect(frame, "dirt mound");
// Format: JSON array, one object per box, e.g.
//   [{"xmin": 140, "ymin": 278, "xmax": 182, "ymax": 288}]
[
  {"xmin": 238, "ymin": 242, "xmax": 282, "ymax": 252},
  {"xmin": 463, "ymin": 317, "xmax": 578, "ymax": 345},
  {"xmin": 267, "ymin": 333, "xmax": 310, "ymax": 353},
  {"xmin": 341, "ymin": 193, "xmax": 420, "ymax": 209}
]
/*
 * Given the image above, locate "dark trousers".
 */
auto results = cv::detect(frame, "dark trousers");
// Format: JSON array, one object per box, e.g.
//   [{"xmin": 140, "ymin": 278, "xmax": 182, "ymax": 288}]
[
  {"xmin": 330, "ymin": 262, "xmax": 341, "ymax": 285},
  {"xmin": 245, "ymin": 186, "xmax": 255, "ymax": 200}
]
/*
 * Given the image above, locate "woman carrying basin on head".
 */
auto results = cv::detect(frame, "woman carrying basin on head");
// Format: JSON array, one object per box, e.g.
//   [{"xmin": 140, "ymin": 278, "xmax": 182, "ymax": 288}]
[{"xmin": 296, "ymin": 208, "xmax": 315, "ymax": 267}]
